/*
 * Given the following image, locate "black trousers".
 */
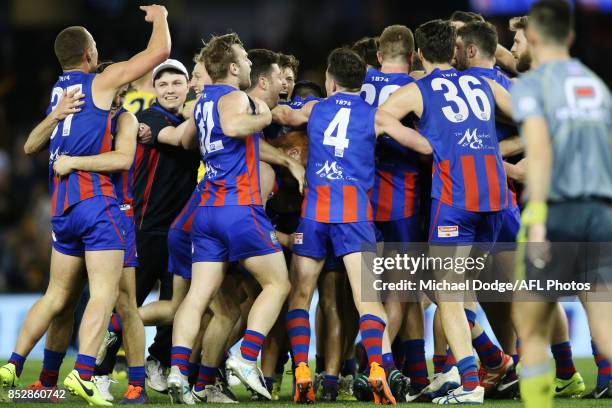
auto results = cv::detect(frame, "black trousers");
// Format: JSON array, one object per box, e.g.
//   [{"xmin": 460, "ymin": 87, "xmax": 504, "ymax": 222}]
[{"xmin": 97, "ymin": 230, "xmax": 174, "ymax": 374}]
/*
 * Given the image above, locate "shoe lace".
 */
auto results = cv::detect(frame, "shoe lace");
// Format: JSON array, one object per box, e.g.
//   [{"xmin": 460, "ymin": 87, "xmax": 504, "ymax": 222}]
[{"xmin": 125, "ymin": 385, "xmax": 143, "ymax": 399}]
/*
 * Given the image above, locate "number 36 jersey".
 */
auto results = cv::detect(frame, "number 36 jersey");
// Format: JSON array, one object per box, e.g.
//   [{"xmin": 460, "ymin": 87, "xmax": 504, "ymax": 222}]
[
  {"xmin": 416, "ymin": 68, "xmax": 508, "ymax": 212},
  {"xmin": 47, "ymin": 71, "xmax": 114, "ymax": 217},
  {"xmin": 302, "ymin": 93, "xmax": 377, "ymax": 223},
  {"xmin": 194, "ymin": 84, "xmax": 262, "ymax": 207}
]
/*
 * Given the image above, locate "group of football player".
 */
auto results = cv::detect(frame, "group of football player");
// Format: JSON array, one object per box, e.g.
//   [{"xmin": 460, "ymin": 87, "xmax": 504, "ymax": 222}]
[{"xmin": 1, "ymin": 0, "xmax": 611, "ymax": 407}]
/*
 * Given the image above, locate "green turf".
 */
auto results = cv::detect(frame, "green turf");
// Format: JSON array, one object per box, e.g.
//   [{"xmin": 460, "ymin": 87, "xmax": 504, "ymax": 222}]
[{"xmin": 1, "ymin": 357, "xmax": 606, "ymax": 406}]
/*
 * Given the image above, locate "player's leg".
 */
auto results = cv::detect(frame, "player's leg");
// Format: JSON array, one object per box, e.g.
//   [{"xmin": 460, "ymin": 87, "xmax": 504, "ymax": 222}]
[
  {"xmin": 514, "ymin": 301, "xmax": 556, "ymax": 408},
  {"xmin": 339, "ymin": 279, "xmax": 361, "ymax": 401},
  {"xmin": 260, "ymin": 307, "xmax": 287, "ymax": 400},
  {"xmin": 550, "ymin": 303, "xmax": 584, "ymax": 396},
  {"xmin": 401, "ymin": 301, "xmax": 430, "ymax": 400}
]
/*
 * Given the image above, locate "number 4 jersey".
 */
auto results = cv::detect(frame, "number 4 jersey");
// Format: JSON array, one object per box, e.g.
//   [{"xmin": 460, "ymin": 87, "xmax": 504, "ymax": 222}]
[
  {"xmin": 47, "ymin": 71, "xmax": 115, "ymax": 217},
  {"xmin": 416, "ymin": 68, "xmax": 508, "ymax": 212},
  {"xmin": 302, "ymin": 92, "xmax": 377, "ymax": 223}
]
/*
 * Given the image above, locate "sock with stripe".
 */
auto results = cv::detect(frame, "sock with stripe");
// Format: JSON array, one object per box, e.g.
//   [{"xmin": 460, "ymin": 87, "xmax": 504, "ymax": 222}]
[
  {"xmin": 359, "ymin": 314, "xmax": 385, "ymax": 365},
  {"xmin": 433, "ymin": 354, "xmax": 447, "ymax": 375},
  {"xmin": 39, "ymin": 349, "xmax": 66, "ymax": 387},
  {"xmin": 74, "ymin": 354, "xmax": 96, "ymax": 381},
  {"xmin": 519, "ymin": 362, "xmax": 553, "ymax": 408},
  {"xmin": 8, "ymin": 352, "xmax": 26, "ymax": 377},
  {"xmin": 391, "ymin": 337, "xmax": 405, "ymax": 371},
  {"xmin": 128, "ymin": 366, "xmax": 145, "ymax": 388},
  {"xmin": 107, "ymin": 313, "xmax": 122, "ymax": 333},
  {"xmin": 592, "ymin": 341, "xmax": 612, "ymax": 389},
  {"xmin": 551, "ymin": 341, "xmax": 576, "ymax": 380},
  {"xmin": 465, "ymin": 309, "xmax": 477, "ymax": 330},
  {"xmin": 403, "ymin": 339, "xmax": 429, "ymax": 391},
  {"xmin": 171, "ymin": 346, "xmax": 192, "ymax": 376},
  {"xmin": 286, "ymin": 309, "xmax": 310, "ymax": 366},
  {"xmin": 456, "ymin": 356, "xmax": 479, "ymax": 392},
  {"xmin": 473, "ymin": 331, "xmax": 504, "ymax": 369},
  {"xmin": 443, "ymin": 349, "xmax": 456, "ymax": 373},
  {"xmin": 315, "ymin": 354, "xmax": 325, "ymax": 374},
  {"xmin": 240, "ymin": 330, "xmax": 265, "ymax": 362},
  {"xmin": 382, "ymin": 352, "xmax": 396, "ymax": 376},
  {"xmin": 341, "ymin": 358, "xmax": 356, "ymax": 377},
  {"xmin": 506, "ymin": 354, "xmax": 520, "ymax": 381},
  {"xmin": 194, "ymin": 365, "xmax": 216, "ymax": 392},
  {"xmin": 323, "ymin": 374, "xmax": 339, "ymax": 390}
]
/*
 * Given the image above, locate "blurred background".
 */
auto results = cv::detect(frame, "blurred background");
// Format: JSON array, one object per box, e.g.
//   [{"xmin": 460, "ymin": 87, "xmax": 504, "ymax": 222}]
[{"xmin": 0, "ymin": 0, "xmax": 609, "ymax": 358}]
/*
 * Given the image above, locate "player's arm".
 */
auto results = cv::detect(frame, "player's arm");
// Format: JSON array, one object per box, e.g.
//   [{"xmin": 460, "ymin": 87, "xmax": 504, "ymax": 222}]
[
  {"xmin": 374, "ymin": 110, "xmax": 432, "ymax": 155},
  {"xmin": 499, "ymin": 134, "xmax": 524, "ymax": 157},
  {"xmin": 503, "ymin": 158, "xmax": 527, "ymax": 182},
  {"xmin": 271, "ymin": 100, "xmax": 317, "ymax": 127},
  {"xmin": 53, "ymin": 112, "xmax": 137, "ymax": 176},
  {"xmin": 24, "ymin": 88, "xmax": 85, "ymax": 155},
  {"xmin": 495, "ymin": 44, "xmax": 518, "ymax": 76},
  {"xmin": 156, "ymin": 116, "xmax": 197, "ymax": 149},
  {"xmin": 523, "ymin": 117, "xmax": 552, "ymax": 203},
  {"xmin": 259, "ymin": 138, "xmax": 305, "ymax": 194},
  {"xmin": 485, "ymin": 78, "xmax": 514, "ymax": 123},
  {"xmin": 93, "ymin": 5, "xmax": 170, "ymax": 92},
  {"xmin": 218, "ymin": 92, "xmax": 271, "ymax": 137},
  {"xmin": 379, "ymin": 82, "xmax": 423, "ymax": 120}
]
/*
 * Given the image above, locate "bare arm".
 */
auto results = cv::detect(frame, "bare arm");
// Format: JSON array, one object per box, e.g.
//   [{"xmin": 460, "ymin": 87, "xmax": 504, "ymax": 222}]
[
  {"xmin": 486, "ymin": 78, "xmax": 514, "ymax": 123},
  {"xmin": 259, "ymin": 138, "xmax": 305, "ymax": 194},
  {"xmin": 218, "ymin": 92, "xmax": 271, "ymax": 137},
  {"xmin": 53, "ymin": 112, "xmax": 138, "ymax": 176},
  {"xmin": 93, "ymin": 5, "xmax": 171, "ymax": 93},
  {"xmin": 379, "ymin": 82, "xmax": 423, "ymax": 120},
  {"xmin": 523, "ymin": 117, "xmax": 552, "ymax": 204},
  {"xmin": 375, "ymin": 109, "xmax": 432, "ymax": 155},
  {"xmin": 24, "ymin": 89, "xmax": 85, "ymax": 155},
  {"xmin": 499, "ymin": 134, "xmax": 524, "ymax": 157},
  {"xmin": 271, "ymin": 100, "xmax": 316, "ymax": 127},
  {"xmin": 495, "ymin": 44, "xmax": 518, "ymax": 76},
  {"xmin": 503, "ymin": 158, "xmax": 527, "ymax": 183}
]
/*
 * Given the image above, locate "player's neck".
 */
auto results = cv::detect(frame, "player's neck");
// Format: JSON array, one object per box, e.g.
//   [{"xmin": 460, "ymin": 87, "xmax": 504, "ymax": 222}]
[
  {"xmin": 468, "ymin": 59, "xmax": 495, "ymax": 70},
  {"xmin": 64, "ymin": 62, "xmax": 90, "ymax": 73},
  {"xmin": 248, "ymin": 88, "xmax": 275, "ymax": 110},
  {"xmin": 422, "ymin": 60, "xmax": 453, "ymax": 73},
  {"xmin": 533, "ymin": 46, "xmax": 570, "ymax": 67},
  {"xmin": 214, "ymin": 77, "xmax": 241, "ymax": 90},
  {"xmin": 380, "ymin": 61, "xmax": 410, "ymax": 75},
  {"xmin": 332, "ymin": 88, "xmax": 360, "ymax": 96}
]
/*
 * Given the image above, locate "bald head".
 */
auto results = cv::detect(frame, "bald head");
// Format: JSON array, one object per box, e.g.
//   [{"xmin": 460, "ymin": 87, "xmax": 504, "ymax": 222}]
[{"xmin": 54, "ymin": 26, "xmax": 94, "ymax": 70}]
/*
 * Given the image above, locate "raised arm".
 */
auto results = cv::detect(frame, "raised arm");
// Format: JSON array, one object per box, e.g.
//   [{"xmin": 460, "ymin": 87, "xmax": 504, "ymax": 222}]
[
  {"xmin": 379, "ymin": 82, "xmax": 423, "ymax": 120},
  {"xmin": 485, "ymin": 78, "xmax": 514, "ymax": 122},
  {"xmin": 495, "ymin": 45, "xmax": 518, "ymax": 76},
  {"xmin": 374, "ymin": 109, "xmax": 432, "ymax": 155},
  {"xmin": 53, "ymin": 111, "xmax": 138, "ymax": 176},
  {"xmin": 259, "ymin": 138, "xmax": 305, "ymax": 194},
  {"xmin": 218, "ymin": 92, "xmax": 272, "ymax": 137},
  {"xmin": 24, "ymin": 88, "xmax": 84, "ymax": 155},
  {"xmin": 271, "ymin": 100, "xmax": 317, "ymax": 127},
  {"xmin": 93, "ymin": 5, "xmax": 170, "ymax": 94}
]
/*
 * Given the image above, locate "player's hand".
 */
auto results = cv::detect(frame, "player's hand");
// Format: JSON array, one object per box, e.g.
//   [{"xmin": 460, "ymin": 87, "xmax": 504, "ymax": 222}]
[
  {"xmin": 181, "ymin": 100, "xmax": 196, "ymax": 119},
  {"xmin": 138, "ymin": 123, "xmax": 152, "ymax": 144},
  {"xmin": 140, "ymin": 4, "xmax": 168, "ymax": 23},
  {"xmin": 287, "ymin": 158, "xmax": 306, "ymax": 195},
  {"xmin": 271, "ymin": 105, "xmax": 292, "ymax": 125},
  {"xmin": 53, "ymin": 155, "xmax": 75, "ymax": 177},
  {"xmin": 52, "ymin": 88, "xmax": 85, "ymax": 121},
  {"xmin": 526, "ymin": 223, "xmax": 550, "ymax": 269}
]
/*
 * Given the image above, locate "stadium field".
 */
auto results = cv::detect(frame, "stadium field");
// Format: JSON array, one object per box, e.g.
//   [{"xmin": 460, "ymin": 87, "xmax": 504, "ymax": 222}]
[{"xmin": 2, "ymin": 357, "xmax": 607, "ymax": 407}]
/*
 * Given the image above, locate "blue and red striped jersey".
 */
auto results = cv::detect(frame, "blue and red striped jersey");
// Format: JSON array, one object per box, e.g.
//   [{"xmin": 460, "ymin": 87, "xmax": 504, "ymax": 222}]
[
  {"xmin": 415, "ymin": 68, "xmax": 508, "ymax": 212},
  {"xmin": 301, "ymin": 92, "xmax": 377, "ymax": 223},
  {"xmin": 170, "ymin": 184, "xmax": 201, "ymax": 233},
  {"xmin": 110, "ymin": 107, "xmax": 136, "ymax": 214},
  {"xmin": 361, "ymin": 68, "xmax": 420, "ymax": 221},
  {"xmin": 465, "ymin": 66, "xmax": 518, "ymax": 209},
  {"xmin": 195, "ymin": 84, "xmax": 262, "ymax": 207},
  {"xmin": 46, "ymin": 71, "xmax": 114, "ymax": 216}
]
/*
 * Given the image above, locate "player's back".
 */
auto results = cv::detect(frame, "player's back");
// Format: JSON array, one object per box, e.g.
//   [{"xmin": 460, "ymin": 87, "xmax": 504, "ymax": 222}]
[
  {"xmin": 302, "ymin": 92, "xmax": 377, "ymax": 223},
  {"xmin": 361, "ymin": 67, "xmax": 420, "ymax": 221},
  {"xmin": 47, "ymin": 71, "xmax": 114, "ymax": 216},
  {"xmin": 512, "ymin": 59, "xmax": 612, "ymax": 201},
  {"xmin": 195, "ymin": 84, "xmax": 262, "ymax": 206},
  {"xmin": 416, "ymin": 67, "xmax": 508, "ymax": 212}
]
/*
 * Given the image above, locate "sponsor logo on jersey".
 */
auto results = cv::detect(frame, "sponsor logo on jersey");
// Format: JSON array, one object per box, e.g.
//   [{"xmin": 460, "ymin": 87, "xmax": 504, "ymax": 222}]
[
  {"xmin": 457, "ymin": 128, "xmax": 484, "ymax": 149},
  {"xmin": 204, "ymin": 162, "xmax": 219, "ymax": 179},
  {"xmin": 269, "ymin": 230, "xmax": 279, "ymax": 245},
  {"xmin": 438, "ymin": 225, "xmax": 459, "ymax": 238},
  {"xmin": 293, "ymin": 232, "xmax": 303, "ymax": 245},
  {"xmin": 120, "ymin": 204, "xmax": 131, "ymax": 212},
  {"xmin": 316, "ymin": 160, "xmax": 344, "ymax": 180}
]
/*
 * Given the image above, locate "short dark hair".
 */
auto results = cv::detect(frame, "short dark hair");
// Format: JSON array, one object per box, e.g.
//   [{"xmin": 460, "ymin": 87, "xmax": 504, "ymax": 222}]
[
  {"xmin": 202, "ymin": 32, "xmax": 244, "ymax": 82},
  {"xmin": 379, "ymin": 25, "xmax": 414, "ymax": 60},
  {"xmin": 415, "ymin": 19, "xmax": 456, "ymax": 64},
  {"xmin": 351, "ymin": 37, "xmax": 380, "ymax": 69},
  {"xmin": 529, "ymin": 0, "xmax": 573, "ymax": 44},
  {"xmin": 279, "ymin": 54, "xmax": 299, "ymax": 77},
  {"xmin": 457, "ymin": 21, "xmax": 498, "ymax": 60},
  {"xmin": 292, "ymin": 80, "xmax": 324, "ymax": 99},
  {"xmin": 153, "ymin": 68, "xmax": 186, "ymax": 83},
  {"xmin": 450, "ymin": 10, "xmax": 485, "ymax": 23},
  {"xmin": 54, "ymin": 26, "xmax": 91, "ymax": 69},
  {"xmin": 327, "ymin": 47, "xmax": 366, "ymax": 90},
  {"xmin": 509, "ymin": 16, "xmax": 529, "ymax": 32},
  {"xmin": 248, "ymin": 49, "xmax": 279, "ymax": 87}
]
